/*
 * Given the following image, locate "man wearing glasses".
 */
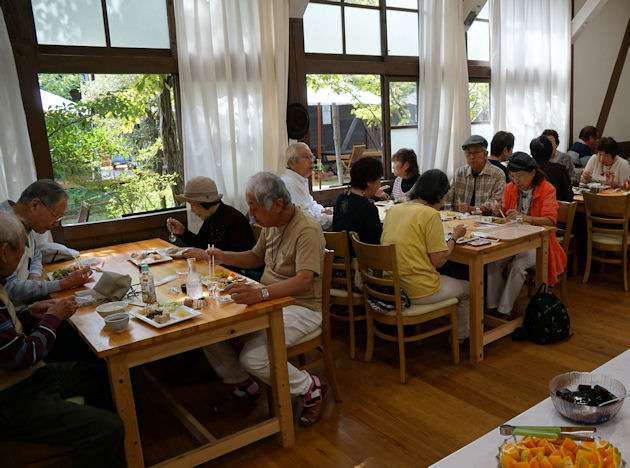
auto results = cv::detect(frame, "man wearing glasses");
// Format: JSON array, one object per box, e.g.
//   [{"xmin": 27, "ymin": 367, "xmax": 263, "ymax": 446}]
[
  {"xmin": 0, "ymin": 179, "xmax": 90, "ymax": 305},
  {"xmin": 281, "ymin": 142, "xmax": 333, "ymax": 230},
  {"xmin": 446, "ymin": 135, "xmax": 506, "ymax": 215}
]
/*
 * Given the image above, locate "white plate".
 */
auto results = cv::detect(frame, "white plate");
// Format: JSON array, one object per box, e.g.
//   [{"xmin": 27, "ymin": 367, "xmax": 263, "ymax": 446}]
[
  {"xmin": 158, "ymin": 247, "xmax": 188, "ymax": 258},
  {"xmin": 127, "ymin": 251, "xmax": 173, "ymax": 266},
  {"xmin": 201, "ymin": 273, "xmax": 255, "ymax": 286},
  {"xmin": 46, "ymin": 264, "xmax": 97, "ymax": 281},
  {"xmin": 128, "ymin": 305, "xmax": 201, "ymax": 328},
  {"xmin": 456, "ymin": 236, "xmax": 482, "ymax": 244}
]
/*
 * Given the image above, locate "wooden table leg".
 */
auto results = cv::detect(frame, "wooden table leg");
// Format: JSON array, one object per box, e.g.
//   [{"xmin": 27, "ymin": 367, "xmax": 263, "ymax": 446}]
[
  {"xmin": 266, "ymin": 307, "xmax": 295, "ymax": 447},
  {"xmin": 469, "ymin": 257, "xmax": 485, "ymax": 363},
  {"xmin": 107, "ymin": 355, "xmax": 144, "ymax": 468},
  {"xmin": 536, "ymin": 232, "xmax": 550, "ymax": 287}
]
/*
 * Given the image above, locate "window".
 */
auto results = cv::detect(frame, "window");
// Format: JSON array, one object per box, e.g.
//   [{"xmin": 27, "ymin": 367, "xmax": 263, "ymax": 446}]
[
  {"xmin": 306, "ymin": 74, "xmax": 383, "ymax": 189},
  {"xmin": 303, "ymin": 0, "xmax": 418, "ymax": 57},
  {"xmin": 389, "ymin": 79, "xmax": 418, "ymax": 158},
  {"xmin": 7, "ymin": 0, "xmax": 182, "ymax": 227},
  {"xmin": 39, "ymin": 73, "xmax": 181, "ymax": 224},
  {"xmin": 469, "ymin": 81, "xmax": 491, "ymax": 142},
  {"xmin": 466, "ymin": 3, "xmax": 489, "ymax": 62}
]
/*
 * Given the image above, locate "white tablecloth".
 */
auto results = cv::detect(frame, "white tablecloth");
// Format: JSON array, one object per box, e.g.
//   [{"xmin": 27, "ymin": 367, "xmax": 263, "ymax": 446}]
[{"xmin": 430, "ymin": 349, "xmax": 630, "ymax": 467}]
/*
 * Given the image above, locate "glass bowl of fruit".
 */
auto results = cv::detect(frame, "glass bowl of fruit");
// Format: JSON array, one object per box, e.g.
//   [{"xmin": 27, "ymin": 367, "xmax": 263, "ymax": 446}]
[{"xmin": 549, "ymin": 372, "xmax": 626, "ymax": 424}]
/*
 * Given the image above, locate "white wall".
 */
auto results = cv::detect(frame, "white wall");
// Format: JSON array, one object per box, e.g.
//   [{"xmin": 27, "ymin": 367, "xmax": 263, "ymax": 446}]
[{"xmin": 573, "ymin": 0, "xmax": 630, "ymax": 146}]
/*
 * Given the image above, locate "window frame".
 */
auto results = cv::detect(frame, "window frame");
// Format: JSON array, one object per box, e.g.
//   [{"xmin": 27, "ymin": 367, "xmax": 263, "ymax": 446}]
[
  {"xmin": 294, "ymin": 1, "xmax": 491, "ymax": 185},
  {"xmin": 2, "ymin": 0, "xmax": 185, "ymax": 247}
]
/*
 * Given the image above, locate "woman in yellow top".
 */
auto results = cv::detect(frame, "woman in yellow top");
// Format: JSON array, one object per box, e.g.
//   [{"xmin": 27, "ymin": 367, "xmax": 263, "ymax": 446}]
[{"xmin": 381, "ymin": 169, "xmax": 470, "ymax": 341}]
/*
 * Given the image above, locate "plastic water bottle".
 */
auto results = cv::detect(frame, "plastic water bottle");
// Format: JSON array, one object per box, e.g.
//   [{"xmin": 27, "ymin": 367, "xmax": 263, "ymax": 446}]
[
  {"xmin": 140, "ymin": 264, "xmax": 157, "ymax": 303},
  {"xmin": 186, "ymin": 258, "xmax": 203, "ymax": 299}
]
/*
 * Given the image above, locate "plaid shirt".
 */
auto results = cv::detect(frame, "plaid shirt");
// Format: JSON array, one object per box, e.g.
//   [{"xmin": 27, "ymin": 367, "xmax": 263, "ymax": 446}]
[{"xmin": 447, "ymin": 159, "xmax": 506, "ymax": 210}]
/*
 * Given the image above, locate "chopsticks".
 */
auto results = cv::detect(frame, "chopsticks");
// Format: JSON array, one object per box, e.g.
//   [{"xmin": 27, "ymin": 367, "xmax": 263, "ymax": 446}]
[{"xmin": 499, "ymin": 208, "xmax": 506, "ymax": 219}]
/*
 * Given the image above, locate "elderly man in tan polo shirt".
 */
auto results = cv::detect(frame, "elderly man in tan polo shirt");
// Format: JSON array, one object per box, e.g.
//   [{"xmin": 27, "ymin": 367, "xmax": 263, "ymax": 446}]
[{"xmin": 202, "ymin": 171, "xmax": 328, "ymax": 426}]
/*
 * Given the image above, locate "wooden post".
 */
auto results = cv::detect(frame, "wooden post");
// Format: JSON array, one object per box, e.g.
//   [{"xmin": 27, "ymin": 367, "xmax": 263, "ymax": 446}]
[{"xmin": 332, "ymin": 104, "xmax": 343, "ymax": 185}]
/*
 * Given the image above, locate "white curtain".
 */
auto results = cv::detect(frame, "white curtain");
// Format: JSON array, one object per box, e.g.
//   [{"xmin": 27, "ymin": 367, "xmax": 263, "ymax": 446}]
[
  {"xmin": 490, "ymin": 0, "xmax": 571, "ymax": 153},
  {"xmin": 417, "ymin": 0, "xmax": 471, "ymax": 177},
  {"xmin": 174, "ymin": 0, "xmax": 289, "ymax": 213},
  {"xmin": 0, "ymin": 13, "xmax": 37, "ymax": 201}
]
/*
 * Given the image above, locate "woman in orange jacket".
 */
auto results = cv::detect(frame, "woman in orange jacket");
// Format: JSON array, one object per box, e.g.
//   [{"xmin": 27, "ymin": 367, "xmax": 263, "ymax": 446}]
[{"xmin": 487, "ymin": 152, "xmax": 567, "ymax": 316}]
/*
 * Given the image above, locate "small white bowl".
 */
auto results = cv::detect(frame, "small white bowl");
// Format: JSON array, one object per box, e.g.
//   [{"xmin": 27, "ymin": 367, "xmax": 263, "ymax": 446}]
[
  {"xmin": 96, "ymin": 301, "xmax": 128, "ymax": 319},
  {"xmin": 104, "ymin": 313, "xmax": 129, "ymax": 333}
]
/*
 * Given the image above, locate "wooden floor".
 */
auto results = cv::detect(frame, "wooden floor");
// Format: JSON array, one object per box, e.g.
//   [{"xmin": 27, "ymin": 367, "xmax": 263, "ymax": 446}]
[{"xmin": 136, "ymin": 268, "xmax": 630, "ymax": 468}]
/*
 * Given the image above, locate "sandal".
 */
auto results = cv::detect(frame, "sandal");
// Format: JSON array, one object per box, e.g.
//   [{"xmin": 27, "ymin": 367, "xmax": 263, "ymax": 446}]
[
  {"xmin": 299, "ymin": 376, "xmax": 328, "ymax": 427},
  {"xmin": 213, "ymin": 378, "xmax": 260, "ymax": 414}
]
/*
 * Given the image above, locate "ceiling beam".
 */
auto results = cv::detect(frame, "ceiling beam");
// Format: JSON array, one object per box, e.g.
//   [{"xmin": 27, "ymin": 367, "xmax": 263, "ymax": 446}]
[{"xmin": 572, "ymin": 0, "xmax": 611, "ymax": 43}]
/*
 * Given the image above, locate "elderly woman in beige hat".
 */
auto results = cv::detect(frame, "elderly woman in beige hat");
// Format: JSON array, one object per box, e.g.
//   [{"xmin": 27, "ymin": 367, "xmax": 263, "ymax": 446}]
[{"xmin": 166, "ymin": 177, "xmax": 255, "ymax": 260}]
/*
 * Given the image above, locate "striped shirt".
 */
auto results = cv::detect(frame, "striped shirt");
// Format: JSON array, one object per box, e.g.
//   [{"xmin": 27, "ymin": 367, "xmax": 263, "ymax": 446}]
[{"xmin": 0, "ymin": 278, "xmax": 60, "ymax": 374}]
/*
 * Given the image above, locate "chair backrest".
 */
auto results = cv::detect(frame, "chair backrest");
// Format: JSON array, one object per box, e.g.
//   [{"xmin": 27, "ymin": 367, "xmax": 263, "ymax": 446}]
[
  {"xmin": 556, "ymin": 201, "xmax": 577, "ymax": 254},
  {"xmin": 323, "ymin": 231, "xmax": 353, "ymax": 295},
  {"xmin": 350, "ymin": 232, "xmax": 404, "ymax": 313},
  {"xmin": 348, "ymin": 144, "xmax": 366, "ymax": 168},
  {"xmin": 250, "ymin": 222, "xmax": 262, "ymax": 241},
  {"xmin": 583, "ymin": 192, "xmax": 630, "ymax": 236},
  {"xmin": 321, "ymin": 249, "xmax": 334, "ymax": 330},
  {"xmin": 77, "ymin": 202, "xmax": 90, "ymax": 223}
]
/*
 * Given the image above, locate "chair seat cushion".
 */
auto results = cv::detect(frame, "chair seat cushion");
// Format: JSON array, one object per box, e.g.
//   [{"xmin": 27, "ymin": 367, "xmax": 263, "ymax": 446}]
[
  {"xmin": 379, "ymin": 297, "xmax": 458, "ymax": 317},
  {"xmin": 330, "ymin": 287, "xmax": 362, "ymax": 299},
  {"xmin": 592, "ymin": 232, "xmax": 630, "ymax": 246},
  {"xmin": 291, "ymin": 327, "xmax": 322, "ymax": 346}
]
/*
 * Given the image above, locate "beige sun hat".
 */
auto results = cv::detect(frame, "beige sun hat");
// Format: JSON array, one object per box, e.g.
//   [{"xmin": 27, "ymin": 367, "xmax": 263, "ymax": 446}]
[{"xmin": 176, "ymin": 176, "xmax": 223, "ymax": 203}]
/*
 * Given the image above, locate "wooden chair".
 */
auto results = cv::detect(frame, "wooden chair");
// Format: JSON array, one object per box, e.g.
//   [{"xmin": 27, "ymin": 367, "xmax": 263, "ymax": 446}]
[
  {"xmin": 350, "ymin": 232, "xmax": 459, "ymax": 384},
  {"xmin": 250, "ymin": 222, "xmax": 262, "ymax": 241},
  {"xmin": 77, "ymin": 201, "xmax": 90, "ymax": 223},
  {"xmin": 582, "ymin": 192, "xmax": 630, "ymax": 291},
  {"xmin": 341, "ymin": 144, "xmax": 365, "ymax": 175},
  {"xmin": 287, "ymin": 250, "xmax": 342, "ymax": 402},
  {"xmin": 553, "ymin": 201, "xmax": 578, "ymax": 304},
  {"xmin": 324, "ymin": 231, "xmax": 365, "ymax": 359}
]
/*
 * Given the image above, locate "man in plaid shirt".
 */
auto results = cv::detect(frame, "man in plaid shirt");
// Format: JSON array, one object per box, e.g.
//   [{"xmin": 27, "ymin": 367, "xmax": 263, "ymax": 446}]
[{"xmin": 446, "ymin": 135, "xmax": 506, "ymax": 215}]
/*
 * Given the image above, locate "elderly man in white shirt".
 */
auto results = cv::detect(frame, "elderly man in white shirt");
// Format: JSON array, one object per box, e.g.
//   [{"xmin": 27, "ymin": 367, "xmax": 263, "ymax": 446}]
[{"xmin": 281, "ymin": 143, "xmax": 333, "ymax": 230}]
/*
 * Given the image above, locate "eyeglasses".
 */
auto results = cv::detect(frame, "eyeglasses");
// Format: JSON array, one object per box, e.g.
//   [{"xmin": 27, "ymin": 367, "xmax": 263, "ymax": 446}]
[
  {"xmin": 40, "ymin": 200, "xmax": 65, "ymax": 222},
  {"xmin": 509, "ymin": 172, "xmax": 527, "ymax": 181},
  {"xmin": 465, "ymin": 150, "xmax": 486, "ymax": 156}
]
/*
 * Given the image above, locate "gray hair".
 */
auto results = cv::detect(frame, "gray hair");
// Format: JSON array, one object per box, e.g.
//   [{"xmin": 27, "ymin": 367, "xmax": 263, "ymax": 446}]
[
  {"xmin": 17, "ymin": 179, "xmax": 68, "ymax": 207},
  {"xmin": 0, "ymin": 210, "xmax": 25, "ymax": 250},
  {"xmin": 285, "ymin": 142, "xmax": 310, "ymax": 167},
  {"xmin": 245, "ymin": 172, "xmax": 292, "ymax": 210}
]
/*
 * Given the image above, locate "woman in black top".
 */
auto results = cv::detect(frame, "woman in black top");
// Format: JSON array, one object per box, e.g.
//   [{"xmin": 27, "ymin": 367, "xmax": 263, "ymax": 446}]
[
  {"xmin": 530, "ymin": 136, "xmax": 573, "ymax": 202},
  {"xmin": 333, "ymin": 156, "xmax": 383, "ymax": 249},
  {"xmin": 166, "ymin": 176, "xmax": 255, "ymax": 259}
]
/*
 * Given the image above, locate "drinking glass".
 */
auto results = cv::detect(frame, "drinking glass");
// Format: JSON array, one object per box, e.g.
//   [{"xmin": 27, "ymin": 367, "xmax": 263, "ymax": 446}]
[
  {"xmin": 207, "ymin": 280, "xmax": 219, "ymax": 299},
  {"xmin": 442, "ymin": 202, "xmax": 452, "ymax": 212},
  {"xmin": 515, "ymin": 215, "xmax": 523, "ymax": 227}
]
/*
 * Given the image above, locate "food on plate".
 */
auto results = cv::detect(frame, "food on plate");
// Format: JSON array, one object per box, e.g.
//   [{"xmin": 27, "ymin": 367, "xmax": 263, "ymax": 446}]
[
  {"xmin": 174, "ymin": 308, "xmax": 192, "ymax": 318},
  {"xmin": 498, "ymin": 436, "xmax": 623, "ymax": 468},
  {"xmin": 130, "ymin": 250, "xmax": 165, "ymax": 263},
  {"xmin": 51, "ymin": 265, "xmax": 82, "ymax": 280},
  {"xmin": 462, "ymin": 233, "xmax": 475, "ymax": 241},
  {"xmin": 164, "ymin": 247, "xmax": 186, "ymax": 256},
  {"xmin": 225, "ymin": 272, "xmax": 247, "ymax": 284},
  {"xmin": 442, "ymin": 211, "xmax": 457, "ymax": 218},
  {"xmin": 480, "ymin": 216, "xmax": 509, "ymax": 224},
  {"xmin": 137, "ymin": 302, "xmax": 179, "ymax": 323}
]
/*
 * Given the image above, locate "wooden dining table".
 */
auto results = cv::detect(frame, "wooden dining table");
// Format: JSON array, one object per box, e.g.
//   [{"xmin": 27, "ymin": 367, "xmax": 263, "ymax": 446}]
[
  {"xmin": 573, "ymin": 186, "xmax": 629, "ymax": 212},
  {"xmin": 44, "ymin": 238, "xmax": 295, "ymax": 468},
  {"xmin": 377, "ymin": 203, "xmax": 552, "ymax": 363}
]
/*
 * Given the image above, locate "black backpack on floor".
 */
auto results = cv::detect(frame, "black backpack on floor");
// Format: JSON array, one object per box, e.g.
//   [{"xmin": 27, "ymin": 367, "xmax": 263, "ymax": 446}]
[{"xmin": 513, "ymin": 283, "xmax": 571, "ymax": 344}]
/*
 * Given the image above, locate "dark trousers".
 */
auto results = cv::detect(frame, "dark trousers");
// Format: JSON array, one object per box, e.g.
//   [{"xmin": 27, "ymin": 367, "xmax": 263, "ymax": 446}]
[{"xmin": 0, "ymin": 362, "xmax": 124, "ymax": 468}]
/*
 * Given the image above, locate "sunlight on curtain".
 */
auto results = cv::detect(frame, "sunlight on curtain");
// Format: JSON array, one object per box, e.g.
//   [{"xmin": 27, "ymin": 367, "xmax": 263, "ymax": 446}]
[
  {"xmin": 490, "ymin": 0, "xmax": 570, "ymax": 154},
  {"xmin": 0, "ymin": 13, "xmax": 37, "ymax": 201},
  {"xmin": 417, "ymin": 0, "xmax": 471, "ymax": 177},
  {"xmin": 174, "ymin": 0, "xmax": 288, "ymax": 213}
]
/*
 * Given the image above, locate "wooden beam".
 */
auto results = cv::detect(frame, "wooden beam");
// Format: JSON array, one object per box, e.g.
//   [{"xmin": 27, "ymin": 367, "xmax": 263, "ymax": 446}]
[
  {"xmin": 596, "ymin": 18, "xmax": 630, "ymax": 135},
  {"xmin": 571, "ymin": 0, "xmax": 611, "ymax": 43}
]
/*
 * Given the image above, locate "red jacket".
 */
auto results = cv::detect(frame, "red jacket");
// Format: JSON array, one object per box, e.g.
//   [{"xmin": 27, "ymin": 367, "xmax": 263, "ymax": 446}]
[{"xmin": 502, "ymin": 180, "xmax": 567, "ymax": 285}]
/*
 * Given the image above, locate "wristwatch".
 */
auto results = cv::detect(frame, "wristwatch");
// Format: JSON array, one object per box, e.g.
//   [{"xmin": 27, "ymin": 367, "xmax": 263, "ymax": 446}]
[
  {"xmin": 260, "ymin": 287, "xmax": 270, "ymax": 301},
  {"xmin": 446, "ymin": 236, "xmax": 455, "ymax": 245}
]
